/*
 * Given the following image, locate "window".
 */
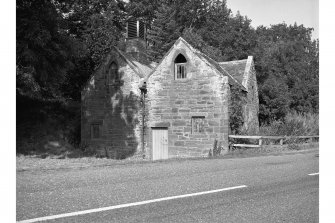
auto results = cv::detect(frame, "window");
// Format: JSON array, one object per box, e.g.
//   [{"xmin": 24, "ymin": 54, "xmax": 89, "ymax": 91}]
[
  {"xmin": 192, "ymin": 116, "xmax": 205, "ymax": 133},
  {"xmin": 174, "ymin": 54, "xmax": 187, "ymax": 79},
  {"xmin": 91, "ymin": 124, "xmax": 101, "ymax": 139},
  {"xmin": 127, "ymin": 20, "xmax": 145, "ymax": 39},
  {"xmin": 175, "ymin": 64, "xmax": 186, "ymax": 79},
  {"xmin": 127, "ymin": 20, "xmax": 137, "ymax": 38},
  {"xmin": 109, "ymin": 62, "xmax": 119, "ymax": 84}
]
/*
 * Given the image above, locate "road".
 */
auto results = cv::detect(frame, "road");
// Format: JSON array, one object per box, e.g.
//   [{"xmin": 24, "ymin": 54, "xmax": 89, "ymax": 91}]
[{"xmin": 17, "ymin": 151, "xmax": 319, "ymax": 222}]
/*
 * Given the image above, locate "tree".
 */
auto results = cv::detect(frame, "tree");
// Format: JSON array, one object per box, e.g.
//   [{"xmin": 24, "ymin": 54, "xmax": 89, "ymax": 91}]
[
  {"xmin": 182, "ymin": 28, "xmax": 223, "ymax": 61},
  {"xmin": 62, "ymin": 0, "xmax": 127, "ymax": 68},
  {"xmin": 146, "ymin": 0, "xmax": 213, "ymax": 61},
  {"xmin": 16, "ymin": 0, "xmax": 128, "ymax": 152},
  {"xmin": 16, "ymin": 0, "xmax": 77, "ymax": 100},
  {"xmin": 258, "ymin": 74, "xmax": 290, "ymax": 123},
  {"xmin": 127, "ymin": 0, "xmax": 161, "ymax": 28},
  {"xmin": 57, "ymin": 0, "xmax": 128, "ymax": 100},
  {"xmin": 146, "ymin": 1, "xmax": 181, "ymax": 61},
  {"xmin": 198, "ymin": 1, "xmax": 257, "ymax": 61},
  {"xmin": 253, "ymin": 23, "xmax": 319, "ymax": 123}
]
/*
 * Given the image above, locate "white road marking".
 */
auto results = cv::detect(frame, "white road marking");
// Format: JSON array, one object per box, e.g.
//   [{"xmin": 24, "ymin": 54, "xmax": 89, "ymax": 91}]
[
  {"xmin": 308, "ymin": 172, "xmax": 319, "ymax": 176},
  {"xmin": 17, "ymin": 185, "xmax": 247, "ymax": 223}
]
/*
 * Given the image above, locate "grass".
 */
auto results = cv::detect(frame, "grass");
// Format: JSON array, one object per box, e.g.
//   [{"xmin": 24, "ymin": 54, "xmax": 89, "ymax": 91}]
[
  {"xmin": 16, "ymin": 153, "xmax": 148, "ymax": 172},
  {"xmin": 17, "ymin": 142, "xmax": 319, "ymax": 172}
]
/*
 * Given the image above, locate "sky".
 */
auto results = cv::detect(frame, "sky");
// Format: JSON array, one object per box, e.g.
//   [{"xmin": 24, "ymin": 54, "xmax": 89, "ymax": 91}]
[{"xmin": 226, "ymin": 0, "xmax": 319, "ymax": 39}]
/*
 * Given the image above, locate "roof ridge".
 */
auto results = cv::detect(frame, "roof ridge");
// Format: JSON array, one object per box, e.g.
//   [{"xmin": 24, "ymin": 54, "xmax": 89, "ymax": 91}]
[
  {"xmin": 114, "ymin": 47, "xmax": 152, "ymax": 78},
  {"xmin": 218, "ymin": 59, "xmax": 248, "ymax": 64}
]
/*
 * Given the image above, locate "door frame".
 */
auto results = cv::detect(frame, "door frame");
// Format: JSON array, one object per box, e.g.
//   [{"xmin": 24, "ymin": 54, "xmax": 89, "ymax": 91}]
[{"xmin": 151, "ymin": 127, "xmax": 168, "ymax": 160}]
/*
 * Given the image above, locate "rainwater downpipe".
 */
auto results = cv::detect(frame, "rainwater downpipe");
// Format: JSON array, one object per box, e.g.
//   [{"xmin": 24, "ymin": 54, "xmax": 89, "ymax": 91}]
[{"xmin": 139, "ymin": 82, "xmax": 147, "ymax": 159}]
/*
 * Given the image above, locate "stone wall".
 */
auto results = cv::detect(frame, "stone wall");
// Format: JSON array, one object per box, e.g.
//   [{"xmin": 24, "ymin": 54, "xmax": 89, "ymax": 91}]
[
  {"xmin": 81, "ymin": 51, "xmax": 143, "ymax": 158},
  {"xmin": 146, "ymin": 41, "xmax": 229, "ymax": 158},
  {"xmin": 242, "ymin": 58, "xmax": 260, "ymax": 134}
]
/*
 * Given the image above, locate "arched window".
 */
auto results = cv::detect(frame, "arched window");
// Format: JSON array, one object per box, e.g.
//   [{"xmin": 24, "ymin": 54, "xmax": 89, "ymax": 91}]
[
  {"xmin": 108, "ymin": 62, "xmax": 119, "ymax": 84},
  {"xmin": 174, "ymin": 54, "xmax": 187, "ymax": 79}
]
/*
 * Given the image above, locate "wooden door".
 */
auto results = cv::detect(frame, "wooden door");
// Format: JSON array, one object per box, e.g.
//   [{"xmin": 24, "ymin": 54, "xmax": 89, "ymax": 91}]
[{"xmin": 152, "ymin": 128, "xmax": 168, "ymax": 160}]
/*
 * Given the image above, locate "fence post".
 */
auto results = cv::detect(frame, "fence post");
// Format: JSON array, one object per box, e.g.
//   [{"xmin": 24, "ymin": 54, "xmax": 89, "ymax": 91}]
[
  {"xmin": 259, "ymin": 139, "xmax": 262, "ymax": 146},
  {"xmin": 280, "ymin": 138, "xmax": 283, "ymax": 145}
]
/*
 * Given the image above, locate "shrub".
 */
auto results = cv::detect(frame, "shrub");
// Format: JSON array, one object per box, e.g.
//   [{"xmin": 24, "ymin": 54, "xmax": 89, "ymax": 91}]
[
  {"xmin": 259, "ymin": 111, "xmax": 319, "ymax": 144},
  {"xmin": 229, "ymin": 85, "xmax": 247, "ymax": 134}
]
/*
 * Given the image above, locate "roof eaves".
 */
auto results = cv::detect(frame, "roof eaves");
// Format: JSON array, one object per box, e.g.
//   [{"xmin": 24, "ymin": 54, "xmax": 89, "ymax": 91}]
[{"xmin": 218, "ymin": 59, "xmax": 248, "ymax": 65}]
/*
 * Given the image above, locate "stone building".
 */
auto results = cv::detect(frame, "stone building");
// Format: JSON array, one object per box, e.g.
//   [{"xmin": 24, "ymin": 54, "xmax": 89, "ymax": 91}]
[{"xmin": 81, "ymin": 20, "xmax": 259, "ymax": 160}]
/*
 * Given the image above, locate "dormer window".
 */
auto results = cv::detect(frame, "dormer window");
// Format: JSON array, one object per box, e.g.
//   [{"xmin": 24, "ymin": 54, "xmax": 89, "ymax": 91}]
[
  {"xmin": 108, "ymin": 62, "xmax": 119, "ymax": 84},
  {"xmin": 174, "ymin": 54, "xmax": 187, "ymax": 79}
]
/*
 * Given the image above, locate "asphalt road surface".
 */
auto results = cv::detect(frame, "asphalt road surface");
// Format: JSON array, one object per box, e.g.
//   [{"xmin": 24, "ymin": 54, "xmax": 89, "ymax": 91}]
[{"xmin": 17, "ymin": 151, "xmax": 319, "ymax": 222}]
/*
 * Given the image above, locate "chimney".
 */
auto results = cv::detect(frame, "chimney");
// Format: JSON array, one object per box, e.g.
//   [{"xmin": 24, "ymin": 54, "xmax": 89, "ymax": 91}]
[{"xmin": 126, "ymin": 19, "xmax": 148, "ymax": 64}]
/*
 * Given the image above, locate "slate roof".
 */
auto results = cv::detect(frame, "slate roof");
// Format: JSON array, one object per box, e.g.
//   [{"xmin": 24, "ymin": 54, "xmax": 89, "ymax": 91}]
[
  {"xmin": 114, "ymin": 47, "xmax": 154, "ymax": 78},
  {"xmin": 218, "ymin": 59, "xmax": 248, "ymax": 87},
  {"xmin": 192, "ymin": 50, "xmax": 247, "ymax": 91}
]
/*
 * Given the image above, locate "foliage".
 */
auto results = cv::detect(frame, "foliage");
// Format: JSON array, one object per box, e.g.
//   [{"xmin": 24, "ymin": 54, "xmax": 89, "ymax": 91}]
[
  {"xmin": 258, "ymin": 74, "xmax": 290, "ymax": 123},
  {"xmin": 182, "ymin": 28, "xmax": 223, "ymax": 61},
  {"xmin": 16, "ymin": 94, "xmax": 81, "ymax": 154},
  {"xmin": 17, "ymin": 0, "xmax": 127, "ymax": 152},
  {"xmin": 259, "ymin": 111, "xmax": 319, "ymax": 136},
  {"xmin": 198, "ymin": 6, "xmax": 257, "ymax": 61},
  {"xmin": 62, "ymin": 0, "xmax": 127, "ymax": 67},
  {"xmin": 16, "ymin": 0, "xmax": 77, "ymax": 100},
  {"xmin": 229, "ymin": 85, "xmax": 247, "ymax": 134},
  {"xmin": 146, "ymin": 1, "xmax": 181, "ymax": 61},
  {"xmin": 126, "ymin": 0, "xmax": 161, "ymax": 27},
  {"xmin": 146, "ymin": 0, "xmax": 213, "ymax": 61},
  {"xmin": 254, "ymin": 23, "xmax": 319, "ymax": 123}
]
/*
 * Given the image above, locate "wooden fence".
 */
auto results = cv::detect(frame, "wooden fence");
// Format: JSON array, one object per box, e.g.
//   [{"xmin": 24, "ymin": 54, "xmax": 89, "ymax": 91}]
[{"xmin": 229, "ymin": 135, "xmax": 319, "ymax": 149}]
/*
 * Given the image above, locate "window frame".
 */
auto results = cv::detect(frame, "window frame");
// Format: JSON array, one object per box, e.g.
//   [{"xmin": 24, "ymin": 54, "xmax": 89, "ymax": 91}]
[
  {"xmin": 90, "ymin": 123, "xmax": 102, "ymax": 139},
  {"xmin": 107, "ymin": 62, "xmax": 120, "ymax": 86},
  {"xmin": 174, "ymin": 62, "xmax": 187, "ymax": 80},
  {"xmin": 191, "ymin": 116, "xmax": 205, "ymax": 134}
]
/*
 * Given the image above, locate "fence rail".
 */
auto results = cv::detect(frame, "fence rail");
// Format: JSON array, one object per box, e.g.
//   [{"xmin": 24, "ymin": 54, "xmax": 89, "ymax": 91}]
[{"xmin": 228, "ymin": 135, "xmax": 319, "ymax": 148}]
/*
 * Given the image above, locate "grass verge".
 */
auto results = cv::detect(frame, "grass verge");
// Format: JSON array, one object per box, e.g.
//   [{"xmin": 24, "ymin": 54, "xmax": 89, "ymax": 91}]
[{"xmin": 17, "ymin": 142, "xmax": 319, "ymax": 172}]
